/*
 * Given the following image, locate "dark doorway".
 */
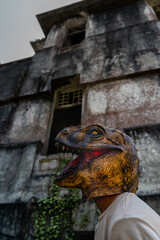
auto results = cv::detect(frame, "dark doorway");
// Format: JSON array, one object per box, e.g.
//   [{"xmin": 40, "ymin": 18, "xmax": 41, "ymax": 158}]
[{"xmin": 47, "ymin": 105, "xmax": 81, "ymax": 154}]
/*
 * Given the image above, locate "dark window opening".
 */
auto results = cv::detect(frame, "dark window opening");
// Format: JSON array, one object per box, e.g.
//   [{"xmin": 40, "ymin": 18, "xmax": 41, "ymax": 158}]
[
  {"xmin": 152, "ymin": 4, "xmax": 160, "ymax": 20},
  {"xmin": 67, "ymin": 30, "xmax": 85, "ymax": 46},
  {"xmin": 47, "ymin": 105, "xmax": 81, "ymax": 155},
  {"xmin": 63, "ymin": 25, "xmax": 85, "ymax": 48},
  {"xmin": 155, "ymin": 10, "xmax": 160, "ymax": 20}
]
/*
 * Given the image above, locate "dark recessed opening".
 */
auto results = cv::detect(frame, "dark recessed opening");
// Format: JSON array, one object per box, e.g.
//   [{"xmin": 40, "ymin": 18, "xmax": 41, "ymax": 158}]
[
  {"xmin": 63, "ymin": 25, "xmax": 86, "ymax": 48},
  {"xmin": 67, "ymin": 30, "xmax": 85, "ymax": 46},
  {"xmin": 156, "ymin": 11, "xmax": 160, "ymax": 20},
  {"xmin": 47, "ymin": 105, "xmax": 81, "ymax": 155},
  {"xmin": 153, "ymin": 5, "xmax": 160, "ymax": 20},
  {"xmin": 74, "ymin": 231, "xmax": 94, "ymax": 240}
]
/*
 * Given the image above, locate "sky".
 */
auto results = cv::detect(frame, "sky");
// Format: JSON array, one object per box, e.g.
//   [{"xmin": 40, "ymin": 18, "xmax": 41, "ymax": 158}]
[{"xmin": 0, "ymin": 0, "xmax": 81, "ymax": 64}]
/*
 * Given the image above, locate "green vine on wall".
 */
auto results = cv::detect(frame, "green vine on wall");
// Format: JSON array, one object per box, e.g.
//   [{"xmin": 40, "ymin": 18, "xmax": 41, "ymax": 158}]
[
  {"xmin": 80, "ymin": 212, "xmax": 90, "ymax": 229},
  {"xmin": 35, "ymin": 158, "xmax": 80, "ymax": 240}
]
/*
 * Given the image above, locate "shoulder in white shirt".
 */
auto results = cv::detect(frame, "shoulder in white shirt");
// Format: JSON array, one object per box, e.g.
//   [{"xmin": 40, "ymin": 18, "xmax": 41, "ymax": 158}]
[{"xmin": 94, "ymin": 192, "xmax": 160, "ymax": 240}]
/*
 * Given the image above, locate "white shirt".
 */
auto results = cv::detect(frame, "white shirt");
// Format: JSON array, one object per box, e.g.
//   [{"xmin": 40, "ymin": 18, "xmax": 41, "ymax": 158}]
[{"xmin": 94, "ymin": 192, "xmax": 160, "ymax": 240}]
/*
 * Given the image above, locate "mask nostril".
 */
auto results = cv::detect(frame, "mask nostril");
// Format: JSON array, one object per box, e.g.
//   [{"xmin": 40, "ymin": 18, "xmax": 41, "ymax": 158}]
[
  {"xmin": 69, "ymin": 131, "xmax": 84, "ymax": 143},
  {"xmin": 62, "ymin": 129, "xmax": 69, "ymax": 135}
]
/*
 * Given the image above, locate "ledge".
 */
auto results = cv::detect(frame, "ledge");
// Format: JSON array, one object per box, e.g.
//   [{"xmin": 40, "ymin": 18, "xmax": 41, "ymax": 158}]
[
  {"xmin": 0, "ymin": 141, "xmax": 43, "ymax": 153},
  {"xmin": 123, "ymin": 123, "xmax": 160, "ymax": 132}
]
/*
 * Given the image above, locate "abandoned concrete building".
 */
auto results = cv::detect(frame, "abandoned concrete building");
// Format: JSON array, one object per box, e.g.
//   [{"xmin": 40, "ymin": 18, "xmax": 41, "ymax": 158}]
[{"xmin": 0, "ymin": 0, "xmax": 160, "ymax": 239}]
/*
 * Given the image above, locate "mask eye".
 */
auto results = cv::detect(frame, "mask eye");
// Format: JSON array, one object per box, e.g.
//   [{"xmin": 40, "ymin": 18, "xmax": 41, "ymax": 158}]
[
  {"xmin": 89, "ymin": 128, "xmax": 103, "ymax": 140},
  {"xmin": 91, "ymin": 130, "xmax": 99, "ymax": 135}
]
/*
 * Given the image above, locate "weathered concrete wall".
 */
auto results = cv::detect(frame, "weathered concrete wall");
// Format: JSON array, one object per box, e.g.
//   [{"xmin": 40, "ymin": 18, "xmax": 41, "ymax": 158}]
[
  {"xmin": 125, "ymin": 126, "xmax": 160, "ymax": 197},
  {"xmin": 0, "ymin": 0, "xmax": 160, "ymax": 239},
  {"xmin": 81, "ymin": 20, "xmax": 160, "ymax": 83},
  {"xmin": 15, "ymin": 1, "xmax": 160, "ymax": 96},
  {"xmin": 86, "ymin": 1, "xmax": 157, "ymax": 38},
  {"xmin": 140, "ymin": 195, "xmax": 160, "ymax": 215},
  {"xmin": 0, "ymin": 99, "xmax": 51, "ymax": 145},
  {"xmin": 0, "ymin": 59, "xmax": 31, "ymax": 101},
  {"xmin": 0, "ymin": 142, "xmax": 49, "ymax": 204},
  {"xmin": 0, "ymin": 59, "xmax": 52, "ymax": 239},
  {"xmin": 0, "ymin": 203, "xmax": 35, "ymax": 240},
  {"xmin": 82, "ymin": 72, "xmax": 160, "ymax": 128},
  {"xmin": 0, "ymin": 1, "xmax": 159, "ymax": 101}
]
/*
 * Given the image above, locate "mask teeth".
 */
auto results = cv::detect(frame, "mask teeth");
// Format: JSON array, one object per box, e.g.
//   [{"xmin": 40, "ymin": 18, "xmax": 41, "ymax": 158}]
[
  {"xmin": 62, "ymin": 145, "xmax": 65, "ymax": 152},
  {"xmin": 55, "ymin": 142, "xmax": 59, "ymax": 149},
  {"xmin": 55, "ymin": 141, "xmax": 79, "ymax": 155}
]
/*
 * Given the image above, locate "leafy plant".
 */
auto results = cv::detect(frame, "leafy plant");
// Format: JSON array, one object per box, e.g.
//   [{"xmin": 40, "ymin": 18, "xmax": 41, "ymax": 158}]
[
  {"xmin": 80, "ymin": 212, "xmax": 90, "ymax": 229},
  {"xmin": 35, "ymin": 158, "xmax": 80, "ymax": 240}
]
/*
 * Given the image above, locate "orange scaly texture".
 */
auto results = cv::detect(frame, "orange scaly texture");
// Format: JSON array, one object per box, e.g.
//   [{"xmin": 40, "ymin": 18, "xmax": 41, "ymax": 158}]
[{"xmin": 55, "ymin": 124, "xmax": 140, "ymax": 200}]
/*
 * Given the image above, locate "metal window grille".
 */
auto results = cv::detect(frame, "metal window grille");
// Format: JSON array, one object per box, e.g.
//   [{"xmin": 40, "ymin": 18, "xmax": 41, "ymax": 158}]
[{"xmin": 57, "ymin": 90, "xmax": 83, "ymax": 107}]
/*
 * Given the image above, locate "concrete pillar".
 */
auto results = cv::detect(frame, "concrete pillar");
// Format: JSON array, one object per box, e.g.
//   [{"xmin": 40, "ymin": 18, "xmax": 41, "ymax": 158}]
[{"xmin": 43, "ymin": 24, "xmax": 67, "ymax": 49}]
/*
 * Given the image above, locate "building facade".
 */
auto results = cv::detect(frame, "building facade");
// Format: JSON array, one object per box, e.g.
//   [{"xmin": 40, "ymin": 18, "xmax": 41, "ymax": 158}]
[{"xmin": 0, "ymin": 0, "xmax": 160, "ymax": 239}]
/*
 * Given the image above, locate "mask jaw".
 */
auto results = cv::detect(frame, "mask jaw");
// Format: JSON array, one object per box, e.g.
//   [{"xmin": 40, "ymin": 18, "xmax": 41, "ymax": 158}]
[
  {"xmin": 73, "ymin": 151, "xmax": 139, "ymax": 201},
  {"xmin": 80, "ymin": 174, "xmax": 139, "ymax": 201}
]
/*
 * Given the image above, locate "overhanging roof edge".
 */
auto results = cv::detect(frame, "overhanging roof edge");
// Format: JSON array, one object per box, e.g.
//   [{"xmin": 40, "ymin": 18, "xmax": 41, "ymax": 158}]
[{"xmin": 36, "ymin": 0, "xmax": 141, "ymax": 36}]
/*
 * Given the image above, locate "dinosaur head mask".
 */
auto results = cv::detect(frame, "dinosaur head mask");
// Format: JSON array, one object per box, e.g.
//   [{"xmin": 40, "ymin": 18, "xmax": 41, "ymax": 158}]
[{"xmin": 55, "ymin": 124, "xmax": 140, "ymax": 200}]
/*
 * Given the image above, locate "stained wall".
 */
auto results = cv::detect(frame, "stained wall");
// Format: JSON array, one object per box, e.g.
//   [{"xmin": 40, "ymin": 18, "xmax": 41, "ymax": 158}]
[{"xmin": 0, "ymin": 0, "xmax": 160, "ymax": 239}]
